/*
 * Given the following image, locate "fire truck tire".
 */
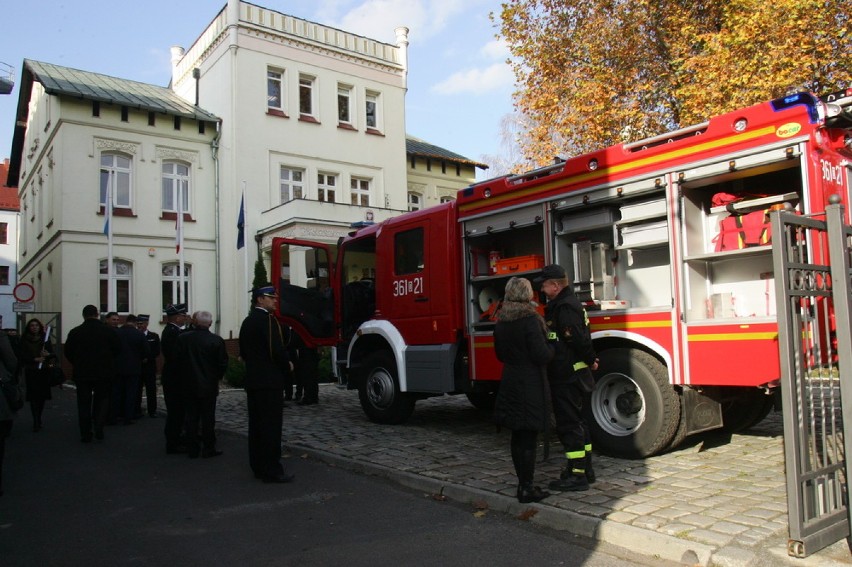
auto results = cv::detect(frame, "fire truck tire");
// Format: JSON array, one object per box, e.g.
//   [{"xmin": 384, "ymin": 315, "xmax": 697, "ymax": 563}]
[
  {"xmin": 358, "ymin": 351, "xmax": 415, "ymax": 424},
  {"xmin": 720, "ymin": 388, "xmax": 774, "ymax": 433},
  {"xmin": 584, "ymin": 348, "xmax": 679, "ymax": 459}
]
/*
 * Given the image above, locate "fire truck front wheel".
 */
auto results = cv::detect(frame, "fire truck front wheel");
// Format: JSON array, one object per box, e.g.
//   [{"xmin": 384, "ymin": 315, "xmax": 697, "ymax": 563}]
[
  {"xmin": 358, "ymin": 351, "xmax": 415, "ymax": 425},
  {"xmin": 585, "ymin": 348, "xmax": 680, "ymax": 459}
]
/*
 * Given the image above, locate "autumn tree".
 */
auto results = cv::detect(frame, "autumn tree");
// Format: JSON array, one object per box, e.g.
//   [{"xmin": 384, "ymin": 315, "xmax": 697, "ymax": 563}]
[{"xmin": 496, "ymin": 0, "xmax": 851, "ymax": 166}]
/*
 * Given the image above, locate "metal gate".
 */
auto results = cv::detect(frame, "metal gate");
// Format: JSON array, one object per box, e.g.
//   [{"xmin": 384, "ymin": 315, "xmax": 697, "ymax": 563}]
[{"xmin": 772, "ymin": 203, "xmax": 852, "ymax": 558}]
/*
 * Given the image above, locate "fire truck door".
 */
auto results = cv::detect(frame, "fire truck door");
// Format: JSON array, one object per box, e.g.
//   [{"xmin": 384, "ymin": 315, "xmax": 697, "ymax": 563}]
[
  {"xmin": 272, "ymin": 238, "xmax": 336, "ymax": 346},
  {"xmin": 382, "ymin": 221, "xmax": 435, "ymax": 341}
]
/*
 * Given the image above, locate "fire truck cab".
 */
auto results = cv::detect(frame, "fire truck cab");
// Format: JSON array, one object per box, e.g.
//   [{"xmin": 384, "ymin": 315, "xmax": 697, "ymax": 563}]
[{"xmin": 272, "ymin": 89, "xmax": 852, "ymax": 458}]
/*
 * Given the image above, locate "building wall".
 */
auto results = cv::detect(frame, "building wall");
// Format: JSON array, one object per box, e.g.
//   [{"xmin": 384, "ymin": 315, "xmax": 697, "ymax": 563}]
[
  {"xmin": 406, "ymin": 155, "xmax": 478, "ymax": 209},
  {"xmin": 171, "ymin": 0, "xmax": 409, "ymax": 337},
  {"xmin": 15, "ymin": 86, "xmax": 218, "ymax": 340}
]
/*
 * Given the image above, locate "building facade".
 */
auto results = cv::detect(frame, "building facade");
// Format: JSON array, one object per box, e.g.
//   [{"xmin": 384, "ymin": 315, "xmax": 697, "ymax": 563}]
[
  {"xmin": 6, "ymin": 1, "xmax": 485, "ymax": 340},
  {"xmin": 0, "ymin": 158, "xmax": 19, "ymax": 328}
]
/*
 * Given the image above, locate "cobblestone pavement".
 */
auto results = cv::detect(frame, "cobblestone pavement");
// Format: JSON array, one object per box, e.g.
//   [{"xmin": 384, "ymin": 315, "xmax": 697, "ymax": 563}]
[{"xmin": 215, "ymin": 384, "xmax": 852, "ymax": 566}]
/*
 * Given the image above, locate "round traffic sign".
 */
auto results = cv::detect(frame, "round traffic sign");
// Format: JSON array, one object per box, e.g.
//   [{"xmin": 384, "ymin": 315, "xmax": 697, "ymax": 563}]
[{"xmin": 13, "ymin": 282, "xmax": 35, "ymax": 302}]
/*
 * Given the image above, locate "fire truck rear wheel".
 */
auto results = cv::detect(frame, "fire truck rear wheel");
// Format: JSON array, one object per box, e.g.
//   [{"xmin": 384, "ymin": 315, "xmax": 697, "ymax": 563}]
[
  {"xmin": 585, "ymin": 348, "xmax": 679, "ymax": 459},
  {"xmin": 720, "ymin": 387, "xmax": 774, "ymax": 433},
  {"xmin": 358, "ymin": 351, "xmax": 415, "ymax": 425}
]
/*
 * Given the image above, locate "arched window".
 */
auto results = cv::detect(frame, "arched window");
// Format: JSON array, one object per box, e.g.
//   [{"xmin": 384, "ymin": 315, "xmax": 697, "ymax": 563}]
[
  {"xmin": 99, "ymin": 259, "xmax": 132, "ymax": 313},
  {"xmin": 407, "ymin": 192, "xmax": 422, "ymax": 212},
  {"xmin": 162, "ymin": 262, "xmax": 191, "ymax": 311}
]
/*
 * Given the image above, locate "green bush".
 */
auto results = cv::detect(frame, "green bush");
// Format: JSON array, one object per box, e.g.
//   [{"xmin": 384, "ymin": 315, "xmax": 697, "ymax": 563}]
[
  {"xmin": 318, "ymin": 347, "xmax": 333, "ymax": 383},
  {"xmin": 224, "ymin": 356, "xmax": 246, "ymax": 388}
]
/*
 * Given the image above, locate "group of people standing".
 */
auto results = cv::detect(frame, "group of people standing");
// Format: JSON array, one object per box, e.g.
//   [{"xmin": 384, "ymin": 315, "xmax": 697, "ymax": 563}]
[{"xmin": 493, "ymin": 264, "xmax": 599, "ymax": 503}]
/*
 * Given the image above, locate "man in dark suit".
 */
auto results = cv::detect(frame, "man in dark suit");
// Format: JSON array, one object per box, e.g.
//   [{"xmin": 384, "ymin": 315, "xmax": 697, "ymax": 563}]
[
  {"xmin": 135, "ymin": 315, "xmax": 161, "ymax": 418},
  {"xmin": 178, "ymin": 310, "xmax": 228, "ymax": 459},
  {"xmin": 239, "ymin": 284, "xmax": 294, "ymax": 483},
  {"xmin": 161, "ymin": 303, "xmax": 188, "ymax": 454},
  {"xmin": 64, "ymin": 305, "xmax": 122, "ymax": 442},
  {"xmin": 114, "ymin": 314, "xmax": 149, "ymax": 425}
]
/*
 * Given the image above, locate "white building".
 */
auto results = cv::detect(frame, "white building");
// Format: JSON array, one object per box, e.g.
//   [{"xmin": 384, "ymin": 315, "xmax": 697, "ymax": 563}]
[
  {"xmin": 6, "ymin": 1, "xmax": 485, "ymax": 341},
  {"xmin": 8, "ymin": 61, "xmax": 220, "ymax": 340}
]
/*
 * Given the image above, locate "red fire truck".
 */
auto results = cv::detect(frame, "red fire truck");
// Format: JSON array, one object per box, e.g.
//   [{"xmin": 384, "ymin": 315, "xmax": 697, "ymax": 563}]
[{"xmin": 272, "ymin": 89, "xmax": 852, "ymax": 458}]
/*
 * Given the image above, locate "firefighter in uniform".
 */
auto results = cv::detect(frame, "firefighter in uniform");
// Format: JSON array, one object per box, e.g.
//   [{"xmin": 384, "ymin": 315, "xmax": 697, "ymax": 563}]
[
  {"xmin": 534, "ymin": 264, "xmax": 599, "ymax": 492},
  {"xmin": 161, "ymin": 303, "xmax": 188, "ymax": 453}
]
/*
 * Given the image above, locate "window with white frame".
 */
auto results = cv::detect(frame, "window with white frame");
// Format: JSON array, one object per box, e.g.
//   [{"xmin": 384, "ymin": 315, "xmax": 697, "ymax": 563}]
[
  {"xmin": 318, "ymin": 173, "xmax": 336, "ymax": 203},
  {"xmin": 162, "ymin": 262, "xmax": 191, "ymax": 310},
  {"xmin": 338, "ymin": 84, "xmax": 353, "ymax": 125},
  {"xmin": 99, "ymin": 153, "xmax": 132, "ymax": 208},
  {"xmin": 299, "ymin": 74, "xmax": 316, "ymax": 117},
  {"xmin": 440, "ymin": 195, "xmax": 455, "ymax": 203},
  {"xmin": 267, "ymin": 68, "xmax": 285, "ymax": 112},
  {"xmin": 162, "ymin": 161, "xmax": 190, "ymax": 214},
  {"xmin": 280, "ymin": 167, "xmax": 305, "ymax": 203},
  {"xmin": 350, "ymin": 177, "xmax": 370, "ymax": 206},
  {"xmin": 365, "ymin": 90, "xmax": 381, "ymax": 130},
  {"xmin": 99, "ymin": 259, "xmax": 132, "ymax": 313},
  {"xmin": 408, "ymin": 192, "xmax": 422, "ymax": 211}
]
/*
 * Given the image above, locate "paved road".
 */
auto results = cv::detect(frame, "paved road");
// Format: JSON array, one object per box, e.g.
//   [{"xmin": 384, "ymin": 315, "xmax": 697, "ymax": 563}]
[
  {"xmin": 1, "ymin": 387, "xmax": 675, "ymax": 567},
  {"xmin": 214, "ymin": 384, "xmax": 852, "ymax": 567},
  {"xmin": 4, "ymin": 383, "xmax": 852, "ymax": 566}
]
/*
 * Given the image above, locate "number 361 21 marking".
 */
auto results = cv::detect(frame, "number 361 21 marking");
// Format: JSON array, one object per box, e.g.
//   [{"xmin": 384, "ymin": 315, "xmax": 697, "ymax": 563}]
[{"xmin": 393, "ymin": 277, "xmax": 424, "ymax": 297}]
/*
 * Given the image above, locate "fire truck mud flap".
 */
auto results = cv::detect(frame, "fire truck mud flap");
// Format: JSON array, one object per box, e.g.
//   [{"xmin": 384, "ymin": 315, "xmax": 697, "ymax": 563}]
[
  {"xmin": 358, "ymin": 351, "xmax": 415, "ymax": 425},
  {"xmin": 585, "ymin": 348, "xmax": 680, "ymax": 459}
]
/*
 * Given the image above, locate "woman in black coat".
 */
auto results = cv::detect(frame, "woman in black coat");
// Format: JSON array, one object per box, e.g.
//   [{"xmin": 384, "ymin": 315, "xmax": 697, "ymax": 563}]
[
  {"xmin": 493, "ymin": 277, "xmax": 554, "ymax": 503},
  {"xmin": 18, "ymin": 319, "xmax": 55, "ymax": 432}
]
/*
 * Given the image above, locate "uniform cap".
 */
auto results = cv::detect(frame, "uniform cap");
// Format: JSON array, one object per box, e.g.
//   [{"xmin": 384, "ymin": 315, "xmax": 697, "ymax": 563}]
[
  {"xmin": 137, "ymin": 314, "xmax": 150, "ymax": 322},
  {"xmin": 165, "ymin": 303, "xmax": 188, "ymax": 316},
  {"xmin": 533, "ymin": 264, "xmax": 567, "ymax": 286},
  {"xmin": 251, "ymin": 284, "xmax": 278, "ymax": 299}
]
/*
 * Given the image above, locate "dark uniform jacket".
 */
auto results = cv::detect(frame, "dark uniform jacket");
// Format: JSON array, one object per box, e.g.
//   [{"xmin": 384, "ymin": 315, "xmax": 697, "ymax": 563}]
[
  {"xmin": 544, "ymin": 287, "xmax": 597, "ymax": 382},
  {"xmin": 239, "ymin": 307, "xmax": 290, "ymax": 390},
  {"xmin": 64, "ymin": 319, "xmax": 122, "ymax": 381},
  {"xmin": 177, "ymin": 328, "xmax": 228, "ymax": 399},
  {"xmin": 492, "ymin": 301, "xmax": 554, "ymax": 432},
  {"xmin": 160, "ymin": 322, "xmax": 184, "ymax": 387},
  {"xmin": 142, "ymin": 330, "xmax": 161, "ymax": 375},
  {"xmin": 116, "ymin": 324, "xmax": 150, "ymax": 376}
]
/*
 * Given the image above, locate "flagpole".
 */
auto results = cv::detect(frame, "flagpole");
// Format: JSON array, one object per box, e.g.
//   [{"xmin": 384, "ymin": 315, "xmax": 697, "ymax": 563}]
[
  {"xmin": 106, "ymin": 171, "xmax": 115, "ymax": 312},
  {"xmin": 242, "ymin": 181, "xmax": 249, "ymax": 300},
  {"xmin": 177, "ymin": 181, "xmax": 185, "ymax": 305}
]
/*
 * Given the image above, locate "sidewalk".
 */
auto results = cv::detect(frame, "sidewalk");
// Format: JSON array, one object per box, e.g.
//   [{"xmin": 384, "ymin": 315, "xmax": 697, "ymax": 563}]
[{"xmin": 216, "ymin": 384, "xmax": 852, "ymax": 567}]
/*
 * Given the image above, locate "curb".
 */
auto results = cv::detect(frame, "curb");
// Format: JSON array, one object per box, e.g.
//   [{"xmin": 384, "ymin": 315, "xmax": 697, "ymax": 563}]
[{"xmin": 285, "ymin": 442, "xmax": 716, "ymax": 566}]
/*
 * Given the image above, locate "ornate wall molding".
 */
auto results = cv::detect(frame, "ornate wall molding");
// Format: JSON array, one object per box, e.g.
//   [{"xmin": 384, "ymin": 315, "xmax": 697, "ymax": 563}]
[
  {"xmin": 95, "ymin": 138, "xmax": 139, "ymax": 155},
  {"xmin": 155, "ymin": 146, "xmax": 199, "ymax": 163}
]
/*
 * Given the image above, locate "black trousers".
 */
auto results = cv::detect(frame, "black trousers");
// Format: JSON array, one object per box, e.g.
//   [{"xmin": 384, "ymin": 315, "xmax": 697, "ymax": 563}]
[
  {"xmin": 162, "ymin": 381, "xmax": 186, "ymax": 449},
  {"xmin": 75, "ymin": 379, "xmax": 111, "ymax": 438},
  {"xmin": 549, "ymin": 373, "xmax": 591, "ymax": 454},
  {"xmin": 137, "ymin": 367, "xmax": 157, "ymax": 416},
  {"xmin": 298, "ymin": 348, "xmax": 320, "ymax": 402},
  {"xmin": 0, "ymin": 419, "xmax": 11, "ymax": 493},
  {"xmin": 246, "ymin": 389, "xmax": 285, "ymax": 478},
  {"xmin": 185, "ymin": 395, "xmax": 217, "ymax": 455}
]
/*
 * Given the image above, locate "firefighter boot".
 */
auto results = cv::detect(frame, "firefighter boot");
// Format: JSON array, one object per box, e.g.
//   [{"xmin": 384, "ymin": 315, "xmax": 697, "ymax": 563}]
[
  {"xmin": 585, "ymin": 444, "xmax": 596, "ymax": 484},
  {"xmin": 548, "ymin": 458, "xmax": 589, "ymax": 492},
  {"xmin": 517, "ymin": 448, "xmax": 550, "ymax": 503}
]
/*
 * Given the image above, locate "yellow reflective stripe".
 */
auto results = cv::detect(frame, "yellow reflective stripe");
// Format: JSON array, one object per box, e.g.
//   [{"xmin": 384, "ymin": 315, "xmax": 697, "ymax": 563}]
[
  {"xmin": 547, "ymin": 332, "xmax": 557, "ymax": 340},
  {"xmin": 592, "ymin": 320, "xmax": 671, "ymax": 331},
  {"xmin": 565, "ymin": 450, "xmax": 586, "ymax": 460},
  {"xmin": 584, "ymin": 444, "xmax": 592, "ymax": 452},
  {"xmin": 688, "ymin": 332, "xmax": 778, "ymax": 342},
  {"xmin": 573, "ymin": 362, "xmax": 588, "ymax": 371}
]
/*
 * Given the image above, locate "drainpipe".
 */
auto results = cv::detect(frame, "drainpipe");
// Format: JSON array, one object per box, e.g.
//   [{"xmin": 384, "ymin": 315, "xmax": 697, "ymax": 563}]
[{"xmin": 212, "ymin": 121, "xmax": 222, "ymax": 335}]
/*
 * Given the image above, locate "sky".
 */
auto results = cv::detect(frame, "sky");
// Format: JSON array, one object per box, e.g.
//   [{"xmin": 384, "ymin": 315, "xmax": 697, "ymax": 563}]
[{"xmin": 0, "ymin": 0, "xmax": 516, "ymax": 179}]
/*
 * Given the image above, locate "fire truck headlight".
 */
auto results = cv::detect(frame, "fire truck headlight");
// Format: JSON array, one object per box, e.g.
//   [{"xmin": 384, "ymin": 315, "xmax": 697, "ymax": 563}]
[
  {"xmin": 483, "ymin": 188, "xmax": 492, "ymax": 198},
  {"xmin": 733, "ymin": 118, "xmax": 748, "ymax": 132},
  {"xmin": 588, "ymin": 158, "xmax": 599, "ymax": 171}
]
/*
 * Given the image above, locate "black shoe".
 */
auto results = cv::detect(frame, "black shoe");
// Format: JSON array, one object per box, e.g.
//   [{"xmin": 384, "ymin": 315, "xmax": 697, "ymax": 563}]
[
  {"xmin": 262, "ymin": 472, "xmax": 295, "ymax": 483},
  {"xmin": 167, "ymin": 445, "xmax": 188, "ymax": 454},
  {"xmin": 548, "ymin": 474, "xmax": 589, "ymax": 492},
  {"xmin": 148, "ymin": 413, "xmax": 158, "ymax": 418},
  {"xmin": 202, "ymin": 450, "xmax": 224, "ymax": 458},
  {"xmin": 296, "ymin": 399, "xmax": 318, "ymax": 406},
  {"xmin": 187, "ymin": 448, "xmax": 201, "ymax": 459},
  {"xmin": 284, "ymin": 395, "xmax": 293, "ymax": 401},
  {"xmin": 517, "ymin": 485, "xmax": 550, "ymax": 503},
  {"xmin": 81, "ymin": 435, "xmax": 93, "ymax": 443}
]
